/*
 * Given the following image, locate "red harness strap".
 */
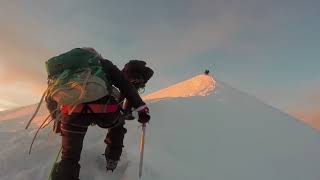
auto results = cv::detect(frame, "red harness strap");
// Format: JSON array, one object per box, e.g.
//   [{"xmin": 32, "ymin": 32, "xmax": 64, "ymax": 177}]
[{"xmin": 60, "ymin": 104, "xmax": 119, "ymax": 114}]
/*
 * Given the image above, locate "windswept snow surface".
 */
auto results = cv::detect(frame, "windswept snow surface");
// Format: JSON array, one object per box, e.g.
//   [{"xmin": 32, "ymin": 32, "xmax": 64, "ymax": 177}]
[{"xmin": 1, "ymin": 74, "xmax": 320, "ymax": 180}]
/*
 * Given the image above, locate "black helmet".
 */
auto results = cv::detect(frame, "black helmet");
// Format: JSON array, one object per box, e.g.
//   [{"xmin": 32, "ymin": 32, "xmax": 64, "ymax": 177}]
[{"xmin": 122, "ymin": 60, "xmax": 154, "ymax": 89}]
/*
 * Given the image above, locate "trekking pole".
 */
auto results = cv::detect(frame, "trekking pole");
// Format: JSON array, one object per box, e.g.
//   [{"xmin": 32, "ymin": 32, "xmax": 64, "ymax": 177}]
[{"xmin": 139, "ymin": 123, "xmax": 146, "ymax": 178}]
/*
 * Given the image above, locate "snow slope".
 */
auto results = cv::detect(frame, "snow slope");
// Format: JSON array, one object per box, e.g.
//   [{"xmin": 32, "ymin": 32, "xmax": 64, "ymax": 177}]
[{"xmin": 1, "ymin": 74, "xmax": 320, "ymax": 180}]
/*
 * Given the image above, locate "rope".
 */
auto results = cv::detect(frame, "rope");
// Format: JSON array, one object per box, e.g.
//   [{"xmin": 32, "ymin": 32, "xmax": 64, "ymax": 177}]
[
  {"xmin": 41, "ymin": 118, "xmax": 54, "ymax": 129},
  {"xmin": 42, "ymin": 109, "xmax": 58, "ymax": 129},
  {"xmin": 25, "ymin": 68, "xmax": 71, "ymax": 130},
  {"xmin": 46, "ymin": 70, "xmax": 71, "ymax": 99},
  {"xmin": 68, "ymin": 68, "xmax": 92, "ymax": 115},
  {"xmin": 25, "ymin": 89, "xmax": 49, "ymax": 129},
  {"xmin": 28, "ymin": 114, "xmax": 52, "ymax": 154}
]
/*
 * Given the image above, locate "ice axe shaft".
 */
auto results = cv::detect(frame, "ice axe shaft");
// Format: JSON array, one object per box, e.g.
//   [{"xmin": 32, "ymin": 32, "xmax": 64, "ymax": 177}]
[{"xmin": 139, "ymin": 123, "xmax": 146, "ymax": 178}]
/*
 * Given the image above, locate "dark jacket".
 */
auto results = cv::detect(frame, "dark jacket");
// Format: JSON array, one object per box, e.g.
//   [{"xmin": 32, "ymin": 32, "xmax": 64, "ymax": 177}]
[{"xmin": 100, "ymin": 59, "xmax": 145, "ymax": 109}]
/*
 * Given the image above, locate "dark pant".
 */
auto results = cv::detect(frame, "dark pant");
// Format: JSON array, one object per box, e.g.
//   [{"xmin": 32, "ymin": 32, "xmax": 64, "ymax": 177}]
[
  {"xmin": 53, "ymin": 111, "xmax": 126, "ymax": 180},
  {"xmin": 105, "ymin": 124, "xmax": 127, "ymax": 161}
]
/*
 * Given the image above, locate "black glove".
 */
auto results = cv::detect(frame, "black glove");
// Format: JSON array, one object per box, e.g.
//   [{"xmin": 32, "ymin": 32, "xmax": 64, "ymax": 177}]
[{"xmin": 137, "ymin": 106, "xmax": 150, "ymax": 124}]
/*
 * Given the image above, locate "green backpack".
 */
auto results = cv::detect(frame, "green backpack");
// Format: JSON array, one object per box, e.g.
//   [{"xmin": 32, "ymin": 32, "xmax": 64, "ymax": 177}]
[
  {"xmin": 25, "ymin": 48, "xmax": 112, "ymax": 129},
  {"xmin": 45, "ymin": 48, "xmax": 111, "ymax": 107}
]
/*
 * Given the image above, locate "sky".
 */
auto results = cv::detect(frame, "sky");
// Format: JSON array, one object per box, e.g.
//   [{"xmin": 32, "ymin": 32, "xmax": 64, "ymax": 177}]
[{"xmin": 0, "ymin": 0, "xmax": 319, "ymax": 122}]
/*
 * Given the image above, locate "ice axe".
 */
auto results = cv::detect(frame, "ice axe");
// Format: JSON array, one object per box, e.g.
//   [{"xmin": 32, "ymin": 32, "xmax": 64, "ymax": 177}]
[{"xmin": 139, "ymin": 123, "xmax": 146, "ymax": 178}]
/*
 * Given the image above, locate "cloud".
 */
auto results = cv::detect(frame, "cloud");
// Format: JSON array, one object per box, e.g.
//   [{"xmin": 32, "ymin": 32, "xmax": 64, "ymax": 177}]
[
  {"xmin": 1, "ymin": 0, "xmax": 319, "ymax": 110},
  {"xmin": 289, "ymin": 90, "xmax": 320, "ymax": 130},
  {"xmin": 0, "ymin": 1, "xmax": 93, "ymax": 91},
  {"xmin": 0, "ymin": 15, "xmax": 55, "ymax": 108},
  {"xmin": 0, "ymin": 29, "xmax": 52, "ymax": 90},
  {"xmin": 308, "ymin": 92, "xmax": 320, "ymax": 103},
  {"xmin": 125, "ymin": 0, "xmax": 290, "ymax": 70},
  {"xmin": 0, "ymin": 99, "xmax": 19, "ymax": 110},
  {"xmin": 131, "ymin": 2, "xmax": 241, "ymax": 66},
  {"xmin": 291, "ymin": 108, "xmax": 320, "ymax": 130}
]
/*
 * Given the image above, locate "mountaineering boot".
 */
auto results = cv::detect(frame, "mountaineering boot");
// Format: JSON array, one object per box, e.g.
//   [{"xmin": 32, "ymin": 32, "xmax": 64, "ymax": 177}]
[
  {"xmin": 52, "ymin": 160, "xmax": 80, "ymax": 180},
  {"xmin": 106, "ymin": 159, "xmax": 119, "ymax": 172},
  {"xmin": 104, "ymin": 145, "xmax": 120, "ymax": 172},
  {"xmin": 104, "ymin": 125, "xmax": 127, "ymax": 171}
]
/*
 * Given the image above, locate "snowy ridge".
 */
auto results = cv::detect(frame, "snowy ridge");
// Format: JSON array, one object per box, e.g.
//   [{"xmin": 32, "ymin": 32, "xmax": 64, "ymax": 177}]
[
  {"xmin": 1, "ymin": 74, "xmax": 320, "ymax": 180},
  {"xmin": 143, "ymin": 74, "xmax": 215, "ymax": 101}
]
